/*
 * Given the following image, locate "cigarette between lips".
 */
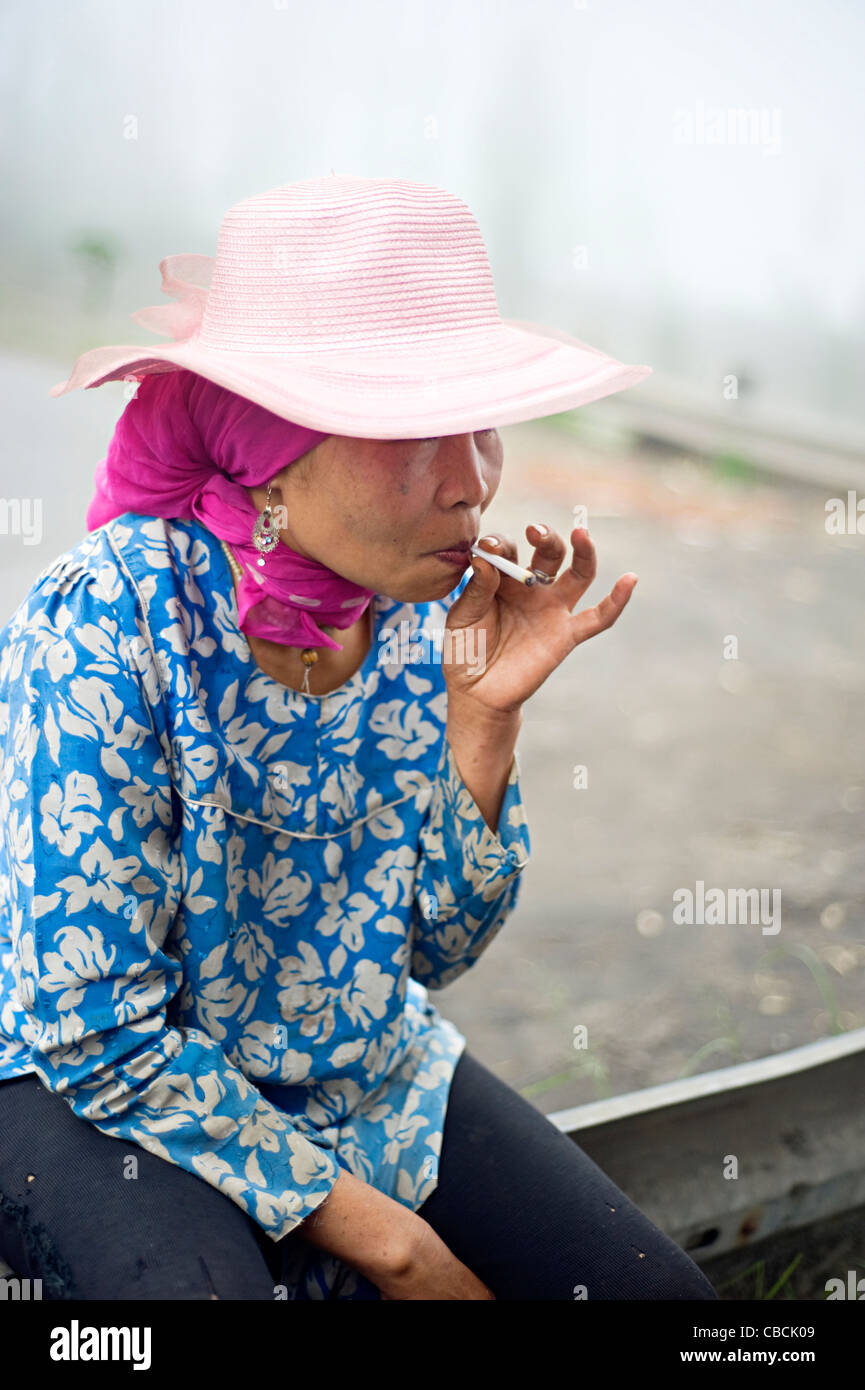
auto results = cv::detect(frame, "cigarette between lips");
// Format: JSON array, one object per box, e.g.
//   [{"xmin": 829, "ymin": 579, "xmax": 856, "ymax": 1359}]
[{"xmin": 469, "ymin": 542, "xmax": 550, "ymax": 586}]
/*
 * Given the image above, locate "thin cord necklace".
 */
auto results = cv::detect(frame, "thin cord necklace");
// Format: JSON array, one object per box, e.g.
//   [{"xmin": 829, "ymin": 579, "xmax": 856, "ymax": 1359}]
[{"xmin": 218, "ymin": 534, "xmax": 321, "ymax": 695}]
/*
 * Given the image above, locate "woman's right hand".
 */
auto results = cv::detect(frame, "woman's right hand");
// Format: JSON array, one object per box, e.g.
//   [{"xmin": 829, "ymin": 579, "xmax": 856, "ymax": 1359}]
[
  {"xmin": 297, "ymin": 1168, "xmax": 495, "ymax": 1300},
  {"xmin": 373, "ymin": 1218, "xmax": 496, "ymax": 1300}
]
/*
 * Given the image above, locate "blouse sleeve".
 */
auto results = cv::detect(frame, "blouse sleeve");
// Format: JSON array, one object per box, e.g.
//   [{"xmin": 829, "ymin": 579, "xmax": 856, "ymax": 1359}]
[
  {"xmin": 0, "ymin": 558, "xmax": 340, "ymax": 1243},
  {"xmin": 409, "ymin": 734, "xmax": 531, "ymax": 991}
]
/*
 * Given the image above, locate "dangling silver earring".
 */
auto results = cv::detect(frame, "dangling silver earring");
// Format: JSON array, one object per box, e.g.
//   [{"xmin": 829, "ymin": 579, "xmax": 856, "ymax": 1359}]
[{"xmin": 252, "ymin": 481, "xmax": 280, "ymax": 568}]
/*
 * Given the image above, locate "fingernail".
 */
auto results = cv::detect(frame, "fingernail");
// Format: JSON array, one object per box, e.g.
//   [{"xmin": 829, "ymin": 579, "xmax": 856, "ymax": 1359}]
[
  {"xmin": 479, "ymin": 535, "xmax": 499, "ymax": 547},
  {"xmin": 532, "ymin": 523, "xmax": 549, "ymax": 536}
]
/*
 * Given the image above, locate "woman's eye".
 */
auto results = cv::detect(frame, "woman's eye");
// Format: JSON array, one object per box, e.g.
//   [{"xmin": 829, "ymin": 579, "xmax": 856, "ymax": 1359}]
[{"xmin": 410, "ymin": 432, "xmax": 493, "ymax": 444}]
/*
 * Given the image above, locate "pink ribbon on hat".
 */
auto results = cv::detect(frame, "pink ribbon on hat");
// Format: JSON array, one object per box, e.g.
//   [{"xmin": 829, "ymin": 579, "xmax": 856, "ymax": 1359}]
[
  {"xmin": 127, "ymin": 253, "xmax": 214, "ymax": 343},
  {"xmin": 87, "ymin": 358, "xmax": 376, "ymax": 652}
]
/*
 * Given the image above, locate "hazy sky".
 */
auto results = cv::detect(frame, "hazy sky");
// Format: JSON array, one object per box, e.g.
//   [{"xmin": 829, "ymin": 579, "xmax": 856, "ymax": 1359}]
[{"xmin": 2, "ymin": 0, "xmax": 863, "ymax": 425}]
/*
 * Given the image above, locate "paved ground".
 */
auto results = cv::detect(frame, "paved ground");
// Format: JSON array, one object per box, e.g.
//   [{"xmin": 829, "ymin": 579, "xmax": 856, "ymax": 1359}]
[
  {"xmin": 2, "ymin": 353, "xmax": 863, "ymax": 1125},
  {"xmin": 442, "ymin": 415, "xmax": 865, "ymax": 1115}
]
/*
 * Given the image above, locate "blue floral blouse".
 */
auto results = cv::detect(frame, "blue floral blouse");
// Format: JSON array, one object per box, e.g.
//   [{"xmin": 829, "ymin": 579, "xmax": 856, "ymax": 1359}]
[{"xmin": 0, "ymin": 513, "xmax": 530, "ymax": 1299}]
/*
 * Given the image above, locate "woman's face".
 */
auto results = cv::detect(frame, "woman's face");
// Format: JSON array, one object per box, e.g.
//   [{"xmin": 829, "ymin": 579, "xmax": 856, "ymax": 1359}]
[{"xmin": 253, "ymin": 430, "xmax": 503, "ymax": 602}]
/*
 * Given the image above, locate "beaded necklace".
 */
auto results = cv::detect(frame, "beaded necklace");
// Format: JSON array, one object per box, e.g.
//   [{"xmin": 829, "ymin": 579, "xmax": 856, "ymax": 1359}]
[{"xmin": 218, "ymin": 537, "xmax": 320, "ymax": 695}]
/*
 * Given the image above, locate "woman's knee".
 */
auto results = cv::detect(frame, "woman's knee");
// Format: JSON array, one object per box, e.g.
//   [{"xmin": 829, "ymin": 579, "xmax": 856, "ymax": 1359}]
[
  {"xmin": 560, "ymin": 1160, "xmax": 720, "ymax": 1300},
  {"xmin": 422, "ymin": 1052, "xmax": 720, "ymax": 1300},
  {"xmin": 0, "ymin": 1075, "xmax": 278, "ymax": 1299},
  {"xmin": 0, "ymin": 1193, "xmax": 276, "ymax": 1299}
]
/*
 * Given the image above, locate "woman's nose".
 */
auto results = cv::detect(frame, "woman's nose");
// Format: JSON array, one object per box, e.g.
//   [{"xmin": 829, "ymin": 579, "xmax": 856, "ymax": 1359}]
[{"xmin": 436, "ymin": 434, "xmax": 490, "ymax": 508}]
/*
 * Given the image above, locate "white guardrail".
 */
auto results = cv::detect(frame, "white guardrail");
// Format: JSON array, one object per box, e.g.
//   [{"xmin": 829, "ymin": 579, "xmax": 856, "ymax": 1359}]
[
  {"xmin": 571, "ymin": 373, "xmax": 865, "ymax": 493},
  {"xmin": 547, "ymin": 1026, "xmax": 865, "ymax": 1264}
]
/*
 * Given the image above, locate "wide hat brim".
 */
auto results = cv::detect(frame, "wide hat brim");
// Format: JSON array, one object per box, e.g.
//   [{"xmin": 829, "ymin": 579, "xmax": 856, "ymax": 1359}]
[{"xmin": 50, "ymin": 317, "xmax": 651, "ymax": 438}]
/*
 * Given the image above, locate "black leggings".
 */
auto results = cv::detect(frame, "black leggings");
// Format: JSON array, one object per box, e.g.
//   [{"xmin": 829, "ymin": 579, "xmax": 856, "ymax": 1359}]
[{"xmin": 0, "ymin": 1050, "xmax": 718, "ymax": 1301}]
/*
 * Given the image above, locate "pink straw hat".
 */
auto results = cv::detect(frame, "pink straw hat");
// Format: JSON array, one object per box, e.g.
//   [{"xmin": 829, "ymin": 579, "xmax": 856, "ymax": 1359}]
[{"xmin": 50, "ymin": 174, "xmax": 651, "ymax": 436}]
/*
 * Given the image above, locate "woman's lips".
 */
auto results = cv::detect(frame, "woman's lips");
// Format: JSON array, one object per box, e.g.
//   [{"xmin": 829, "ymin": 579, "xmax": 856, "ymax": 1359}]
[{"xmin": 431, "ymin": 549, "xmax": 472, "ymax": 566}]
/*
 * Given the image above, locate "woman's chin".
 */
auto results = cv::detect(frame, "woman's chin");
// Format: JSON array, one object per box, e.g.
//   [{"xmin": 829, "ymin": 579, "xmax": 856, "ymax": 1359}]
[{"xmin": 382, "ymin": 570, "xmax": 469, "ymax": 604}]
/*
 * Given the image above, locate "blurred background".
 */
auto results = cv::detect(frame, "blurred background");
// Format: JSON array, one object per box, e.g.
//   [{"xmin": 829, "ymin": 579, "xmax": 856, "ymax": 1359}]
[{"xmin": 1, "ymin": 0, "xmax": 863, "ymax": 1123}]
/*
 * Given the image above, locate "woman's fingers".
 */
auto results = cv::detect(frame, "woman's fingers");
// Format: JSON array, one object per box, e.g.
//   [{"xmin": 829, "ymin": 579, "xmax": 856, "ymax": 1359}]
[
  {"xmin": 471, "ymin": 528, "xmax": 637, "ymax": 649},
  {"xmin": 569, "ymin": 573, "xmax": 638, "ymax": 645},
  {"xmin": 550, "ymin": 527, "xmax": 598, "ymax": 609},
  {"xmin": 474, "ymin": 532, "xmax": 517, "ymax": 562},
  {"xmin": 453, "ymin": 534, "xmax": 510, "ymax": 626},
  {"xmin": 525, "ymin": 523, "xmax": 566, "ymax": 582},
  {"xmin": 470, "ymin": 533, "xmax": 520, "ymax": 593}
]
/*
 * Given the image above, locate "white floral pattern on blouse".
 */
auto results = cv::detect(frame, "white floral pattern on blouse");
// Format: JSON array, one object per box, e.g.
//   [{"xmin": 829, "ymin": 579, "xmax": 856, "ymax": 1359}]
[{"xmin": 0, "ymin": 514, "xmax": 530, "ymax": 1300}]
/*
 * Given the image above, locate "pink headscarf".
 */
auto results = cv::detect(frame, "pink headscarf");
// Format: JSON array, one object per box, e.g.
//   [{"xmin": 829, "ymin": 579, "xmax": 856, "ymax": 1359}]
[{"xmin": 86, "ymin": 369, "xmax": 375, "ymax": 651}]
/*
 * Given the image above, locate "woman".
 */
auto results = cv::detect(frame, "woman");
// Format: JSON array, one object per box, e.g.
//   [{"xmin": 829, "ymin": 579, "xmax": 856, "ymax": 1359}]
[{"xmin": 0, "ymin": 175, "xmax": 718, "ymax": 1300}]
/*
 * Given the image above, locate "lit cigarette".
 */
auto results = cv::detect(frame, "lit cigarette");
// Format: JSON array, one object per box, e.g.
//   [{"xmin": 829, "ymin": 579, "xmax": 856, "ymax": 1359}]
[{"xmin": 469, "ymin": 543, "xmax": 554, "ymax": 587}]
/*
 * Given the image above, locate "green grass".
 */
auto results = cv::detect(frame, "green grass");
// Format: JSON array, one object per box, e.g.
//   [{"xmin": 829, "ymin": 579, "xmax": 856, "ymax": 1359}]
[
  {"xmin": 517, "ymin": 1050, "xmax": 613, "ymax": 1102},
  {"xmin": 516, "ymin": 951, "xmax": 847, "ymax": 1106},
  {"xmin": 534, "ymin": 409, "xmax": 584, "ymax": 437},
  {"xmin": 710, "ymin": 450, "xmax": 760, "ymax": 485},
  {"xmin": 757, "ymin": 941, "xmax": 845, "ymax": 1035},
  {"xmin": 712, "ymin": 1252, "xmax": 804, "ymax": 1299},
  {"xmin": 677, "ymin": 987, "xmax": 745, "ymax": 1077}
]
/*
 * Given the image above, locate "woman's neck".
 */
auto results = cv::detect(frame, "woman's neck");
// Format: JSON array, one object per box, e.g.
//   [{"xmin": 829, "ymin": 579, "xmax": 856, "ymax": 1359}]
[
  {"xmin": 246, "ymin": 606, "xmax": 373, "ymax": 695},
  {"xmin": 216, "ymin": 530, "xmax": 374, "ymax": 694}
]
